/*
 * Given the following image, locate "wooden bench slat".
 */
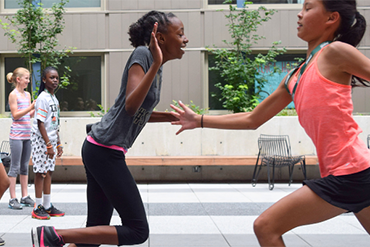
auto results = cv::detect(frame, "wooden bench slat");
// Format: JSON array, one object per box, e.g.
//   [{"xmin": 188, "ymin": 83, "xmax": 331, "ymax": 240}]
[{"xmin": 29, "ymin": 156, "xmax": 318, "ymax": 166}]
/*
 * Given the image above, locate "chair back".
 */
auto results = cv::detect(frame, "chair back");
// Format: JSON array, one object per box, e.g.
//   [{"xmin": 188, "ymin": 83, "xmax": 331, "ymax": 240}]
[
  {"xmin": 0, "ymin": 140, "xmax": 11, "ymax": 167},
  {"xmin": 258, "ymin": 134, "xmax": 291, "ymax": 158}
]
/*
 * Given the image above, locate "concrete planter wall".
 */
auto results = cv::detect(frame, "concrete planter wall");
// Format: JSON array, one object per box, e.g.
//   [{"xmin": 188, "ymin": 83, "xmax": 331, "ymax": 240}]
[
  {"xmin": 1, "ymin": 116, "xmax": 370, "ymax": 157},
  {"xmin": 2, "ymin": 116, "xmax": 369, "ymax": 183}
]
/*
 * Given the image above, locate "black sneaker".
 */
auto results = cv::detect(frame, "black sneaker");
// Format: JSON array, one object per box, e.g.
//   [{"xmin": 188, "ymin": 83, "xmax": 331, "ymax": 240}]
[
  {"xmin": 31, "ymin": 225, "xmax": 65, "ymax": 247},
  {"xmin": 45, "ymin": 204, "xmax": 65, "ymax": 217},
  {"xmin": 32, "ymin": 205, "xmax": 50, "ymax": 220},
  {"xmin": 0, "ymin": 236, "xmax": 4, "ymax": 246}
]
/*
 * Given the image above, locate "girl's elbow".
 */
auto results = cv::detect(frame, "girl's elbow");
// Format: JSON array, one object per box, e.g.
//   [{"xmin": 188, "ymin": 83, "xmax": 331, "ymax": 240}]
[
  {"xmin": 244, "ymin": 120, "xmax": 262, "ymax": 130},
  {"xmin": 247, "ymin": 124, "xmax": 259, "ymax": 130},
  {"xmin": 250, "ymin": 125, "xmax": 259, "ymax": 130}
]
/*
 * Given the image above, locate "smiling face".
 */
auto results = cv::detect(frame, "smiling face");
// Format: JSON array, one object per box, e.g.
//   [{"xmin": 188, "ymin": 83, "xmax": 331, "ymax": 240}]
[
  {"xmin": 297, "ymin": 0, "xmax": 333, "ymax": 42},
  {"xmin": 16, "ymin": 72, "xmax": 30, "ymax": 90},
  {"xmin": 43, "ymin": 69, "xmax": 59, "ymax": 94},
  {"xmin": 159, "ymin": 17, "xmax": 189, "ymax": 63}
]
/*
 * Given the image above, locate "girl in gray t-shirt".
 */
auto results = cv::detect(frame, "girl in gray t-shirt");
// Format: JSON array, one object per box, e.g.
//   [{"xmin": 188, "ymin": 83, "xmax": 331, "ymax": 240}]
[{"xmin": 32, "ymin": 10, "xmax": 189, "ymax": 247}]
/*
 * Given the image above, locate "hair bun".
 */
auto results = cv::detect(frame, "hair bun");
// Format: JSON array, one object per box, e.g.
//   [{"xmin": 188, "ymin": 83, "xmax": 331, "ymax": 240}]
[{"xmin": 6, "ymin": 72, "xmax": 13, "ymax": 83}]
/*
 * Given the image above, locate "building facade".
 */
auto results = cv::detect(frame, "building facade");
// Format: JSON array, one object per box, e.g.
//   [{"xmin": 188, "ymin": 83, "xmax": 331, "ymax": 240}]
[{"xmin": 1, "ymin": 0, "xmax": 370, "ymax": 116}]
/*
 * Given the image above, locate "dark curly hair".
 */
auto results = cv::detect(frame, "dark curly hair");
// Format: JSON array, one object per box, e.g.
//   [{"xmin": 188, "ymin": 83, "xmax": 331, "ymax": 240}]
[{"xmin": 128, "ymin": 10, "xmax": 177, "ymax": 48}]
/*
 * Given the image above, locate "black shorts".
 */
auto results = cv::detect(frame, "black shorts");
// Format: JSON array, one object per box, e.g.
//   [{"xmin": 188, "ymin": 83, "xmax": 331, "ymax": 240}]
[{"xmin": 303, "ymin": 167, "xmax": 370, "ymax": 213}]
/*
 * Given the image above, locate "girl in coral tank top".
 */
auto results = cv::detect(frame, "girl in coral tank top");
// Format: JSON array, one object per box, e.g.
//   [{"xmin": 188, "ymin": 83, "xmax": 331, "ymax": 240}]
[{"xmin": 170, "ymin": 0, "xmax": 370, "ymax": 246}]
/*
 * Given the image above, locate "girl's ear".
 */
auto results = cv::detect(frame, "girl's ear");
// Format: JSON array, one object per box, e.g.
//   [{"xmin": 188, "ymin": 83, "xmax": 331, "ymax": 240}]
[
  {"xmin": 156, "ymin": 32, "xmax": 165, "ymax": 45},
  {"xmin": 327, "ymin": 11, "xmax": 340, "ymax": 25}
]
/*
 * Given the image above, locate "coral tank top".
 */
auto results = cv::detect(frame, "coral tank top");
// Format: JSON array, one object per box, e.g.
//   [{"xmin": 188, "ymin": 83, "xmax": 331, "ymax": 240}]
[{"xmin": 287, "ymin": 46, "xmax": 370, "ymax": 177}]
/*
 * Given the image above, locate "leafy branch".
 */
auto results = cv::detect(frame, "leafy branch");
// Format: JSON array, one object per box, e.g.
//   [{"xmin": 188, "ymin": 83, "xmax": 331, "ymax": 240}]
[
  {"xmin": 0, "ymin": 0, "xmax": 75, "ymax": 99},
  {"xmin": 208, "ymin": 0, "xmax": 286, "ymax": 113}
]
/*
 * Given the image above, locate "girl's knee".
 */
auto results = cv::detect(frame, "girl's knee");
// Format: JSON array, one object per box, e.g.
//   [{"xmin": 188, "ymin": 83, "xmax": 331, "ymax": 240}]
[
  {"xmin": 254, "ymin": 214, "xmax": 274, "ymax": 237},
  {"xmin": 117, "ymin": 221, "xmax": 149, "ymax": 245},
  {"xmin": 254, "ymin": 215, "xmax": 266, "ymax": 235},
  {"xmin": 134, "ymin": 222, "xmax": 149, "ymax": 244}
]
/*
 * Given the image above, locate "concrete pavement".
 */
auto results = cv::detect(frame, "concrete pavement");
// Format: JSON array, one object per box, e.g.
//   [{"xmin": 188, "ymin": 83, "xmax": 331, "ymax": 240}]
[{"xmin": 0, "ymin": 183, "xmax": 369, "ymax": 247}]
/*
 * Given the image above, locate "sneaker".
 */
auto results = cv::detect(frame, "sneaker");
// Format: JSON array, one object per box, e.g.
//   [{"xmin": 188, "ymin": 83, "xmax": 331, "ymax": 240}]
[
  {"xmin": 45, "ymin": 204, "xmax": 65, "ymax": 217},
  {"xmin": 9, "ymin": 198, "xmax": 23, "ymax": 210},
  {"xmin": 20, "ymin": 195, "xmax": 35, "ymax": 207},
  {"xmin": 32, "ymin": 205, "xmax": 50, "ymax": 220},
  {"xmin": 31, "ymin": 225, "xmax": 65, "ymax": 247},
  {"xmin": 0, "ymin": 236, "xmax": 4, "ymax": 246}
]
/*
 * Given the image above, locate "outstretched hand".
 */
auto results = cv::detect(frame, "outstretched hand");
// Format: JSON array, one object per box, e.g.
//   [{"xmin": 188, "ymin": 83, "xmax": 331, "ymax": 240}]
[
  {"xmin": 149, "ymin": 22, "xmax": 163, "ymax": 65},
  {"xmin": 170, "ymin": 101, "xmax": 199, "ymax": 135}
]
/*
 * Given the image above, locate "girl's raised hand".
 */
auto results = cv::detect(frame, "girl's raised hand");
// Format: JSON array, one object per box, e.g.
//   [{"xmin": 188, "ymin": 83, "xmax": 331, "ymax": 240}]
[
  {"xmin": 149, "ymin": 22, "xmax": 163, "ymax": 66},
  {"xmin": 170, "ymin": 101, "xmax": 199, "ymax": 135}
]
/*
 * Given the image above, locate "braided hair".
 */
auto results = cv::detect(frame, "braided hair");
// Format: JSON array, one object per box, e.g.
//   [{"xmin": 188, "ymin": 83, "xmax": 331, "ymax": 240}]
[{"xmin": 128, "ymin": 10, "xmax": 176, "ymax": 48}]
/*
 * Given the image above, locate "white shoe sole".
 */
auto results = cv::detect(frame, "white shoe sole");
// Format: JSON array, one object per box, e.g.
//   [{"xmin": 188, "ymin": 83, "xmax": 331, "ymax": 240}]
[{"xmin": 31, "ymin": 227, "xmax": 40, "ymax": 247}]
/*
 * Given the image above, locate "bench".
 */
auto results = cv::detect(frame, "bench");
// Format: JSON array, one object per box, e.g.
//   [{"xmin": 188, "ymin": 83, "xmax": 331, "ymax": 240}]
[{"xmin": 26, "ymin": 156, "xmax": 319, "ymax": 183}]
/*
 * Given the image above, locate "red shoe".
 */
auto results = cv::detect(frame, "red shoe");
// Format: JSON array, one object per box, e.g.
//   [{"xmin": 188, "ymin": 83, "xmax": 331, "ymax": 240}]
[
  {"xmin": 32, "ymin": 205, "xmax": 50, "ymax": 220},
  {"xmin": 45, "ymin": 204, "xmax": 65, "ymax": 217}
]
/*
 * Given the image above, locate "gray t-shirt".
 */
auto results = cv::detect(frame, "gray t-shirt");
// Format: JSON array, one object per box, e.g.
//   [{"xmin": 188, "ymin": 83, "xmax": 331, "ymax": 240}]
[{"xmin": 90, "ymin": 46, "xmax": 163, "ymax": 150}]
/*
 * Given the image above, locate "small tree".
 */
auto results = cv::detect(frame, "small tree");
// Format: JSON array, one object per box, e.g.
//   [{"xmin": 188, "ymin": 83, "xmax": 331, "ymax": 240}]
[
  {"xmin": 0, "ymin": 0, "xmax": 74, "ymax": 99},
  {"xmin": 209, "ymin": 0, "xmax": 286, "ymax": 113}
]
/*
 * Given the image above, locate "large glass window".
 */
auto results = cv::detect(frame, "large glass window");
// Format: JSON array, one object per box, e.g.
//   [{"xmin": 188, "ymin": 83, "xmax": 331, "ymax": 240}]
[
  {"xmin": 256, "ymin": 53, "xmax": 305, "ymax": 108},
  {"xmin": 3, "ymin": 55, "xmax": 102, "ymax": 112},
  {"xmin": 208, "ymin": 53, "xmax": 305, "ymax": 110},
  {"xmin": 57, "ymin": 56, "xmax": 102, "ymax": 112},
  {"xmin": 209, "ymin": 0, "xmax": 236, "ymax": 4},
  {"xmin": 208, "ymin": 0, "xmax": 303, "ymax": 4},
  {"xmin": 4, "ymin": 0, "xmax": 101, "ymax": 9},
  {"xmin": 248, "ymin": 0, "xmax": 303, "ymax": 3}
]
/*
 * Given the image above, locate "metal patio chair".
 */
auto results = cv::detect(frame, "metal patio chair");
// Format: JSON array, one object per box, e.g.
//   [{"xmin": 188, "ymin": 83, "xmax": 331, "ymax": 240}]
[
  {"xmin": 251, "ymin": 134, "xmax": 306, "ymax": 190},
  {"xmin": 0, "ymin": 140, "xmax": 11, "ymax": 168}
]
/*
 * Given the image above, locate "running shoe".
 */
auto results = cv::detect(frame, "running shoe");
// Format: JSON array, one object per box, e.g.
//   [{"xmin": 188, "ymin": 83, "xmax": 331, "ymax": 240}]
[
  {"xmin": 20, "ymin": 195, "xmax": 35, "ymax": 207},
  {"xmin": 9, "ymin": 198, "xmax": 23, "ymax": 210},
  {"xmin": 31, "ymin": 225, "xmax": 65, "ymax": 247},
  {"xmin": 32, "ymin": 205, "xmax": 50, "ymax": 220},
  {"xmin": 0, "ymin": 236, "xmax": 4, "ymax": 246},
  {"xmin": 45, "ymin": 204, "xmax": 65, "ymax": 217}
]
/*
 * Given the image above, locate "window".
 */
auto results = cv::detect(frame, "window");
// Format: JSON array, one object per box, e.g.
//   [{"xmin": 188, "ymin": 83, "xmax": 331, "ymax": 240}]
[
  {"xmin": 246, "ymin": 0, "xmax": 303, "ymax": 3},
  {"xmin": 57, "ymin": 56, "xmax": 102, "ymax": 112},
  {"xmin": 256, "ymin": 53, "xmax": 305, "ymax": 108},
  {"xmin": 3, "ymin": 55, "xmax": 102, "ymax": 113},
  {"xmin": 208, "ymin": 0, "xmax": 303, "ymax": 4},
  {"xmin": 208, "ymin": 53, "xmax": 305, "ymax": 110},
  {"xmin": 208, "ymin": 0, "xmax": 236, "ymax": 4},
  {"xmin": 4, "ymin": 0, "xmax": 101, "ymax": 9}
]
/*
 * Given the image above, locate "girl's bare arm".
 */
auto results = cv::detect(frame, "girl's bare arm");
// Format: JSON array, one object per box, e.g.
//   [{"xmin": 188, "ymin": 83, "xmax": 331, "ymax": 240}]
[{"xmin": 171, "ymin": 77, "xmax": 292, "ymax": 135}]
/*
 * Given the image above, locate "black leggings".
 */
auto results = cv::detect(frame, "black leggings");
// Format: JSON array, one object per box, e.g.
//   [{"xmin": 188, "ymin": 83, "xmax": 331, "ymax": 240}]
[{"xmin": 76, "ymin": 139, "xmax": 149, "ymax": 247}]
